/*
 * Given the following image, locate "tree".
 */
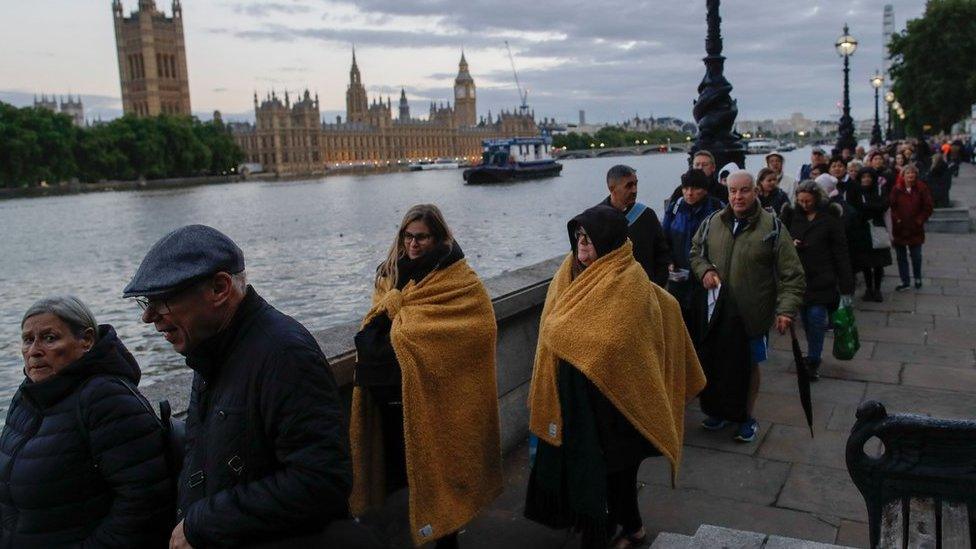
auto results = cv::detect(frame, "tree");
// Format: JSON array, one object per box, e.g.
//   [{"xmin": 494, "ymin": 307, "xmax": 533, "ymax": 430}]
[{"xmin": 888, "ymin": 0, "xmax": 976, "ymax": 135}]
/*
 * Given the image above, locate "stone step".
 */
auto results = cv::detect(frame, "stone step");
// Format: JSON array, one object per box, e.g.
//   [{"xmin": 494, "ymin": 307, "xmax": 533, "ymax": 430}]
[
  {"xmin": 651, "ymin": 525, "xmax": 856, "ymax": 549},
  {"xmin": 927, "ymin": 207, "xmax": 972, "ymax": 233}
]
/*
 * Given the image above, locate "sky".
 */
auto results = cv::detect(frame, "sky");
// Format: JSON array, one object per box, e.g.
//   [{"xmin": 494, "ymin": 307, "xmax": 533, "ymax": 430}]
[{"xmin": 0, "ymin": 0, "xmax": 926, "ymax": 124}]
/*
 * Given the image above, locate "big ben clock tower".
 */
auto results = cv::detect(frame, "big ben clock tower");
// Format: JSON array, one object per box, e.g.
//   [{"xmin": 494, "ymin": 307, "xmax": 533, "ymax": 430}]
[{"xmin": 453, "ymin": 52, "xmax": 476, "ymax": 126}]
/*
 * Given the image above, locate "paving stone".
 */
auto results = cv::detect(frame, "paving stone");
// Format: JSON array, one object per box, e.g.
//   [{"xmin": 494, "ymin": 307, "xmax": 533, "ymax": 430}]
[
  {"xmin": 854, "ymin": 324, "xmax": 927, "ymax": 345},
  {"xmin": 817, "ymin": 358, "xmax": 901, "ymax": 384},
  {"xmin": 758, "ymin": 424, "xmax": 849, "ymax": 470},
  {"xmin": 689, "ymin": 525, "xmax": 765, "ymax": 548},
  {"xmin": 864, "ymin": 383, "xmax": 976, "ymax": 419},
  {"xmin": 886, "ymin": 312, "xmax": 934, "ymax": 329},
  {"xmin": 901, "ymin": 363, "xmax": 976, "ymax": 393},
  {"xmin": 761, "ymin": 372, "xmax": 866, "ymax": 406},
  {"xmin": 639, "ymin": 488, "xmax": 838, "ymax": 544},
  {"xmin": 852, "ymin": 310, "xmax": 886, "ymax": 326},
  {"xmin": 752, "ymin": 392, "xmax": 835, "ymax": 431},
  {"xmin": 649, "ymin": 532, "xmax": 693, "ymax": 548},
  {"xmin": 777, "ymin": 464, "xmax": 867, "ymax": 522},
  {"xmin": 682, "ymin": 407, "xmax": 769, "ymax": 456},
  {"xmin": 871, "ymin": 341, "xmax": 975, "ymax": 368},
  {"xmin": 924, "ymin": 325, "xmax": 976, "ymax": 349},
  {"xmin": 855, "ymin": 298, "xmax": 914, "ymax": 313},
  {"xmin": 914, "ymin": 298, "xmax": 960, "ymax": 316},
  {"xmin": 639, "ymin": 446, "xmax": 790, "ymax": 506},
  {"xmin": 826, "ymin": 404, "xmax": 858, "ymax": 432},
  {"xmin": 764, "ymin": 535, "xmax": 855, "ymax": 548},
  {"xmin": 835, "ymin": 520, "xmax": 870, "ymax": 549}
]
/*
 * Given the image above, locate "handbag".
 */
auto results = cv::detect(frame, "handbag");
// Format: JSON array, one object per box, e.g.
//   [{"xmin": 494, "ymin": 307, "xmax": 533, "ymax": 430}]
[
  {"xmin": 870, "ymin": 225, "xmax": 891, "ymax": 249},
  {"xmin": 831, "ymin": 305, "xmax": 860, "ymax": 360}
]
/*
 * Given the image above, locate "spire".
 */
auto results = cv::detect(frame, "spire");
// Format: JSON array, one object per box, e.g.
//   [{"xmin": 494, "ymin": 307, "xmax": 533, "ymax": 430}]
[
  {"xmin": 349, "ymin": 46, "xmax": 361, "ymax": 84},
  {"xmin": 400, "ymin": 88, "xmax": 407, "ymax": 101}
]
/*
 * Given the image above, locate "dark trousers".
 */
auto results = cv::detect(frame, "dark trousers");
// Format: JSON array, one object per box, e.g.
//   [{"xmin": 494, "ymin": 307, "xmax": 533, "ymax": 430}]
[
  {"xmin": 894, "ymin": 244, "xmax": 923, "ymax": 284},
  {"xmin": 862, "ymin": 267, "xmax": 884, "ymax": 292},
  {"xmin": 606, "ymin": 462, "xmax": 643, "ymax": 536}
]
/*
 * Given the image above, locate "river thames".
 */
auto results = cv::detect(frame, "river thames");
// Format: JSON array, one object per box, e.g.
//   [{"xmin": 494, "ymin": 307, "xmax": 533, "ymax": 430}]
[{"xmin": 0, "ymin": 148, "xmax": 813, "ymax": 412}]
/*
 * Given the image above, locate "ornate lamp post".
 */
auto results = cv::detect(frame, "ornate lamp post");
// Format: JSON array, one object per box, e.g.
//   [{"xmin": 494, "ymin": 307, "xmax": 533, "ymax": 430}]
[
  {"xmin": 690, "ymin": 0, "xmax": 745, "ymax": 170},
  {"xmin": 870, "ymin": 71, "xmax": 884, "ymax": 146},
  {"xmin": 884, "ymin": 91, "xmax": 895, "ymax": 141},
  {"xmin": 835, "ymin": 24, "xmax": 858, "ymax": 154}
]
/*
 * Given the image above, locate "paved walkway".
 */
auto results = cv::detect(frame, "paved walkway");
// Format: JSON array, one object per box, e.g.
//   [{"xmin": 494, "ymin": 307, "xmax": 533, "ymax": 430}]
[{"xmin": 437, "ymin": 163, "xmax": 976, "ymax": 549}]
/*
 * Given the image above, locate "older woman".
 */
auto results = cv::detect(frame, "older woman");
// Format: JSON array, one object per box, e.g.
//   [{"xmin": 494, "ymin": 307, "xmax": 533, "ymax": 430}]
[
  {"xmin": 780, "ymin": 182, "xmax": 854, "ymax": 379},
  {"xmin": 350, "ymin": 204, "xmax": 501, "ymax": 549},
  {"xmin": 525, "ymin": 205, "xmax": 705, "ymax": 549},
  {"xmin": 890, "ymin": 165, "xmax": 934, "ymax": 290},
  {"xmin": 1, "ymin": 296, "xmax": 173, "ymax": 547},
  {"xmin": 847, "ymin": 168, "xmax": 893, "ymax": 302}
]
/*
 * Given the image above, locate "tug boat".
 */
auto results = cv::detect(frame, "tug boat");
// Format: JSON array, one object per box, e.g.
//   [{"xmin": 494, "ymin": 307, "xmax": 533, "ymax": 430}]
[{"xmin": 462, "ymin": 136, "xmax": 563, "ymax": 184}]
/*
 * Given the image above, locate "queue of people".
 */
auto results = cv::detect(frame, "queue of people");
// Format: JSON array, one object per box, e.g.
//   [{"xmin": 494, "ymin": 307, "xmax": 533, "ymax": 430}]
[{"xmin": 1, "ymin": 143, "xmax": 943, "ymax": 548}]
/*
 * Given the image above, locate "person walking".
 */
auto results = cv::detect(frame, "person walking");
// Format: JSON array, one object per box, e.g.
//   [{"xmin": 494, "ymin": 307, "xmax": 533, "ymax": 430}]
[
  {"xmin": 662, "ymin": 168, "xmax": 724, "ymax": 341},
  {"xmin": 890, "ymin": 165, "xmax": 934, "ymax": 291},
  {"xmin": 600, "ymin": 165, "xmax": 672, "ymax": 286},
  {"xmin": 350, "ymin": 204, "xmax": 502, "ymax": 549},
  {"xmin": 756, "ymin": 167, "xmax": 790, "ymax": 215},
  {"xmin": 525, "ymin": 205, "xmax": 705, "ymax": 549},
  {"xmin": 780, "ymin": 182, "xmax": 854, "ymax": 379},
  {"xmin": 689, "ymin": 171, "xmax": 805, "ymax": 443},
  {"xmin": 1, "ymin": 296, "xmax": 173, "ymax": 548},
  {"xmin": 846, "ymin": 168, "xmax": 893, "ymax": 302},
  {"xmin": 124, "ymin": 225, "xmax": 362, "ymax": 548}
]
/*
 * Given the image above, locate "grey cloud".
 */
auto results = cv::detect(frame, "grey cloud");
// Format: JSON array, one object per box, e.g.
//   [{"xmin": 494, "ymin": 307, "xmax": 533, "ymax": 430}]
[{"xmin": 232, "ymin": 1, "xmax": 312, "ymax": 17}]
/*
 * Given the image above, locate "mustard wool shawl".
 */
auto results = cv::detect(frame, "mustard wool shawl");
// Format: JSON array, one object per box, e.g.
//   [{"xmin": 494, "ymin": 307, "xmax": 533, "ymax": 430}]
[
  {"xmin": 349, "ymin": 259, "xmax": 502, "ymax": 546},
  {"xmin": 528, "ymin": 241, "xmax": 706, "ymax": 482}
]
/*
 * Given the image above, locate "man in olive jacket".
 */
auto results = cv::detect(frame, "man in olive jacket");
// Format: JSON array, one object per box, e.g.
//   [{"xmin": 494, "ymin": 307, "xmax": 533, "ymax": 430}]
[{"xmin": 689, "ymin": 171, "xmax": 805, "ymax": 442}]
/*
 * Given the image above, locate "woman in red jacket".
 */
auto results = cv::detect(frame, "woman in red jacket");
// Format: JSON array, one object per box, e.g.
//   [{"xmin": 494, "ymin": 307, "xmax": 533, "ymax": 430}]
[{"xmin": 890, "ymin": 164, "xmax": 934, "ymax": 291}]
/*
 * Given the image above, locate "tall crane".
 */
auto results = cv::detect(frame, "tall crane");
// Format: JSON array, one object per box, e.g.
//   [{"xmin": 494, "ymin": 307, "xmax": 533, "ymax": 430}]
[{"xmin": 504, "ymin": 41, "xmax": 530, "ymax": 115}]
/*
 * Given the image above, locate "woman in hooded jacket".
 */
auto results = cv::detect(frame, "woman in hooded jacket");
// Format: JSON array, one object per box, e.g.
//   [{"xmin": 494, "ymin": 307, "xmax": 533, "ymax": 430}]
[
  {"xmin": 780, "ymin": 182, "xmax": 855, "ymax": 378},
  {"xmin": 525, "ymin": 205, "xmax": 705, "ymax": 549},
  {"xmin": 0, "ymin": 296, "xmax": 173, "ymax": 548},
  {"xmin": 846, "ymin": 167, "xmax": 893, "ymax": 302}
]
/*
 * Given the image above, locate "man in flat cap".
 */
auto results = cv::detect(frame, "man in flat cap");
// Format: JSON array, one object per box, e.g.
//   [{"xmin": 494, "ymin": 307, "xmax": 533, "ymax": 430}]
[{"xmin": 125, "ymin": 225, "xmax": 372, "ymax": 548}]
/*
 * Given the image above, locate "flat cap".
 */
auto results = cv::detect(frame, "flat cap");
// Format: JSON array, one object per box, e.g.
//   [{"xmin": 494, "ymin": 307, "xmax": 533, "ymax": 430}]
[{"xmin": 123, "ymin": 224, "xmax": 245, "ymax": 298}]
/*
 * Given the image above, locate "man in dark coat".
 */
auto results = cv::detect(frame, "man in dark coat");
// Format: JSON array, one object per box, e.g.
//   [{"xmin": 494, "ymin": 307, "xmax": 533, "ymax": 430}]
[
  {"xmin": 600, "ymin": 164, "xmax": 672, "ymax": 286},
  {"xmin": 668, "ymin": 150, "xmax": 729, "ymax": 205},
  {"xmin": 124, "ymin": 225, "xmax": 367, "ymax": 548}
]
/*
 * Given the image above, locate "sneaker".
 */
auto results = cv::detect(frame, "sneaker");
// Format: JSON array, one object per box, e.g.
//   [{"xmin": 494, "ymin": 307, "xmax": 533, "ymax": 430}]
[
  {"xmin": 734, "ymin": 418, "xmax": 759, "ymax": 443},
  {"xmin": 701, "ymin": 416, "xmax": 729, "ymax": 431},
  {"xmin": 895, "ymin": 284, "xmax": 911, "ymax": 292},
  {"xmin": 915, "ymin": 280, "xmax": 923, "ymax": 289}
]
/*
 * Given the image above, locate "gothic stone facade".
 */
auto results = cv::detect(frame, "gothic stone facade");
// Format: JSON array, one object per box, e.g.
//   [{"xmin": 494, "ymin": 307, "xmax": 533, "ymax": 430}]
[
  {"xmin": 232, "ymin": 53, "xmax": 538, "ymax": 176},
  {"xmin": 113, "ymin": 0, "xmax": 191, "ymax": 117}
]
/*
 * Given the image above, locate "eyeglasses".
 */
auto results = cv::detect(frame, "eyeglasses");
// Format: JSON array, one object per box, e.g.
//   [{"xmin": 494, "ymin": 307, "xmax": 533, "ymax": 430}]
[
  {"xmin": 575, "ymin": 230, "xmax": 591, "ymax": 245},
  {"xmin": 403, "ymin": 231, "xmax": 432, "ymax": 244},
  {"xmin": 134, "ymin": 296, "xmax": 172, "ymax": 316}
]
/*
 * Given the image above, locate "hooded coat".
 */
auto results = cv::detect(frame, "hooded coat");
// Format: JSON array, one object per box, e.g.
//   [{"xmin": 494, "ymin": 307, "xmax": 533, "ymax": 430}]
[
  {"xmin": 599, "ymin": 197, "xmax": 671, "ymax": 286},
  {"xmin": 780, "ymin": 190, "xmax": 855, "ymax": 308},
  {"xmin": 890, "ymin": 175, "xmax": 934, "ymax": 246},
  {"xmin": 846, "ymin": 168, "xmax": 893, "ymax": 270},
  {"xmin": 0, "ymin": 326, "xmax": 172, "ymax": 548}
]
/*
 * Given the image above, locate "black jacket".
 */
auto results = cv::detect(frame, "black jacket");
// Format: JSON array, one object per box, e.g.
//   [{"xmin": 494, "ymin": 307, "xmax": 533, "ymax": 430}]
[
  {"xmin": 846, "ymin": 169, "xmax": 893, "ymax": 270},
  {"xmin": 599, "ymin": 197, "xmax": 671, "ymax": 286},
  {"xmin": 179, "ymin": 287, "xmax": 351, "ymax": 548},
  {"xmin": 781, "ymin": 202, "xmax": 855, "ymax": 308},
  {"xmin": 0, "ymin": 326, "xmax": 172, "ymax": 548}
]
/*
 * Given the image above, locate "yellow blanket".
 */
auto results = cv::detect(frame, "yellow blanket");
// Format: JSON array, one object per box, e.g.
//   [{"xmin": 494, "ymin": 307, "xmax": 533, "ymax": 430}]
[
  {"xmin": 350, "ymin": 259, "xmax": 503, "ymax": 546},
  {"xmin": 528, "ymin": 241, "xmax": 706, "ymax": 483}
]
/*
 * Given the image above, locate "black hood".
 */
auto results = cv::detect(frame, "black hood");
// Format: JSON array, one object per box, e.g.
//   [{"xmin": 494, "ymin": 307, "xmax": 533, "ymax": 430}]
[
  {"xmin": 567, "ymin": 205, "xmax": 628, "ymax": 258},
  {"xmin": 21, "ymin": 324, "xmax": 141, "ymax": 409}
]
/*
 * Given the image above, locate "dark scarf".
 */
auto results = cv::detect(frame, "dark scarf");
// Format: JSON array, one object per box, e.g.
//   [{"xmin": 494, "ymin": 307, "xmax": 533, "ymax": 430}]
[
  {"xmin": 524, "ymin": 361, "xmax": 608, "ymax": 548},
  {"xmin": 394, "ymin": 241, "xmax": 464, "ymax": 290}
]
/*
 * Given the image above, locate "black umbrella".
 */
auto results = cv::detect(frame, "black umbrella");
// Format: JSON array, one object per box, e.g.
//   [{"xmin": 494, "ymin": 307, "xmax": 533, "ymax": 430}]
[{"xmin": 789, "ymin": 325, "xmax": 815, "ymax": 438}]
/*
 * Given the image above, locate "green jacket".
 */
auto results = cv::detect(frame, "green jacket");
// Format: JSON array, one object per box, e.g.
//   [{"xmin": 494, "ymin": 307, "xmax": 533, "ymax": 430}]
[{"xmin": 689, "ymin": 202, "xmax": 805, "ymax": 337}]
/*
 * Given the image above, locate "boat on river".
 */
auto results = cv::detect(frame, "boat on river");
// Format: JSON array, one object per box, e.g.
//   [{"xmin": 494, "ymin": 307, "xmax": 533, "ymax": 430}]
[
  {"xmin": 462, "ymin": 136, "xmax": 563, "ymax": 184},
  {"xmin": 408, "ymin": 158, "xmax": 460, "ymax": 171}
]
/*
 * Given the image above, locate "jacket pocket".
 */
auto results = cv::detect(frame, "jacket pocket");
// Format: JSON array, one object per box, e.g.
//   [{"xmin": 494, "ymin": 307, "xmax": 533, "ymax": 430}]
[{"xmin": 207, "ymin": 406, "xmax": 248, "ymax": 482}]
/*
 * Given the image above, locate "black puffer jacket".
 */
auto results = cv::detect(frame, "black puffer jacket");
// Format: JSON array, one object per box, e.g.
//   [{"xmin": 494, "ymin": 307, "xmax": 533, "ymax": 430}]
[
  {"xmin": 0, "ymin": 325, "xmax": 172, "ymax": 548},
  {"xmin": 781, "ymin": 201, "xmax": 855, "ymax": 308},
  {"xmin": 178, "ymin": 287, "xmax": 351, "ymax": 548}
]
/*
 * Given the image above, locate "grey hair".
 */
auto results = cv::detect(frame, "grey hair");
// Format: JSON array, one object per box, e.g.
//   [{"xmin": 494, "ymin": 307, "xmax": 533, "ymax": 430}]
[
  {"xmin": 230, "ymin": 270, "xmax": 248, "ymax": 294},
  {"xmin": 795, "ymin": 180, "xmax": 828, "ymax": 206},
  {"xmin": 847, "ymin": 160, "xmax": 863, "ymax": 170},
  {"xmin": 902, "ymin": 164, "xmax": 919, "ymax": 175},
  {"xmin": 726, "ymin": 170, "xmax": 754, "ymax": 187},
  {"xmin": 21, "ymin": 295, "xmax": 98, "ymax": 339},
  {"xmin": 606, "ymin": 164, "xmax": 637, "ymax": 187}
]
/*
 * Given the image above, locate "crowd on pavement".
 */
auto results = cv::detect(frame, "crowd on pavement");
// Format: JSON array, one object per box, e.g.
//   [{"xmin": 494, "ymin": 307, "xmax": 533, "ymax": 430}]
[{"xmin": 0, "ymin": 136, "xmax": 965, "ymax": 548}]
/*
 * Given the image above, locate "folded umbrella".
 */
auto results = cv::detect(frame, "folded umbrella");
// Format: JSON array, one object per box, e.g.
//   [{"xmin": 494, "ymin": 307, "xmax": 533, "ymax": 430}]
[{"xmin": 789, "ymin": 325, "xmax": 814, "ymax": 438}]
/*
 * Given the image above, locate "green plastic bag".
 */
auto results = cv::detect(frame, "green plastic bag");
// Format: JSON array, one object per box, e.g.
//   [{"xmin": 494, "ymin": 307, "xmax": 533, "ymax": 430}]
[{"xmin": 832, "ymin": 305, "xmax": 860, "ymax": 360}]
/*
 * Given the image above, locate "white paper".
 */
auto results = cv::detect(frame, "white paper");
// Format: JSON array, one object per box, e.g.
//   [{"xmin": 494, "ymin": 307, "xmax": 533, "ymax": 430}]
[{"xmin": 707, "ymin": 284, "xmax": 721, "ymax": 322}]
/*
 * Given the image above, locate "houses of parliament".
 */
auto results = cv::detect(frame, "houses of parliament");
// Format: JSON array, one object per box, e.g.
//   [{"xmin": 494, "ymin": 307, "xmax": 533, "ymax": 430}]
[{"xmin": 231, "ymin": 51, "xmax": 539, "ymax": 175}]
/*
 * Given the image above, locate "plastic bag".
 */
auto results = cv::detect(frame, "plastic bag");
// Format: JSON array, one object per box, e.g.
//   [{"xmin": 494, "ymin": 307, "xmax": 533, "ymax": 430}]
[{"xmin": 832, "ymin": 305, "xmax": 860, "ymax": 360}]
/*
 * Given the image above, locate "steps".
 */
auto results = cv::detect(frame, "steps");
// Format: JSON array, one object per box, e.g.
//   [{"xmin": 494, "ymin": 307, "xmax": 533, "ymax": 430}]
[
  {"xmin": 650, "ymin": 525, "xmax": 855, "ymax": 548},
  {"xmin": 927, "ymin": 206, "xmax": 972, "ymax": 234}
]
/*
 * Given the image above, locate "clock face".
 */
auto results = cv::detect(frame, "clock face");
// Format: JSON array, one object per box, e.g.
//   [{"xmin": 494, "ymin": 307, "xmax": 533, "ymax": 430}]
[{"xmin": 455, "ymin": 85, "xmax": 464, "ymax": 99}]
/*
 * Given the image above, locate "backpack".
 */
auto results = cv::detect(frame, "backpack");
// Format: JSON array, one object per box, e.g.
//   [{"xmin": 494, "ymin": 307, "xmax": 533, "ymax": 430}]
[{"xmin": 76, "ymin": 376, "xmax": 185, "ymax": 506}]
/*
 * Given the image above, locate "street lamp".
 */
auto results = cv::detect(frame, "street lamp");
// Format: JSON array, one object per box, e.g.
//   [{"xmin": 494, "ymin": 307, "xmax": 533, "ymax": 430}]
[
  {"xmin": 870, "ymin": 70, "xmax": 884, "ymax": 146},
  {"xmin": 884, "ymin": 91, "xmax": 895, "ymax": 141},
  {"xmin": 835, "ymin": 24, "xmax": 858, "ymax": 154}
]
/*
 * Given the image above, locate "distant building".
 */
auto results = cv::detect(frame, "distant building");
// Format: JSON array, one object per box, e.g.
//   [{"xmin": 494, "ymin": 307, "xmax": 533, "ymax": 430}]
[
  {"xmin": 231, "ymin": 52, "xmax": 538, "ymax": 175},
  {"xmin": 33, "ymin": 94, "xmax": 85, "ymax": 127},
  {"xmin": 579, "ymin": 110, "xmax": 586, "ymax": 126},
  {"xmin": 112, "ymin": 0, "xmax": 191, "ymax": 117}
]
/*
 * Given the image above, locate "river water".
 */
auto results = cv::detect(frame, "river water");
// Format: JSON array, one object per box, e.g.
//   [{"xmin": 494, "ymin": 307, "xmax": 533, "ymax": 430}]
[{"xmin": 0, "ymin": 147, "xmax": 813, "ymax": 412}]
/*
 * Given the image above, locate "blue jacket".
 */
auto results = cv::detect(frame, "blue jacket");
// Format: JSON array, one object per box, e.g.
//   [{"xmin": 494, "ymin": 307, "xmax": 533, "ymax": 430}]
[{"xmin": 662, "ymin": 196, "xmax": 724, "ymax": 270}]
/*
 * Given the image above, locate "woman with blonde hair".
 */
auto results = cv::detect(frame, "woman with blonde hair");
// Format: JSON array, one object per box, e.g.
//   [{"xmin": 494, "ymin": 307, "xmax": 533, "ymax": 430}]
[{"xmin": 350, "ymin": 204, "xmax": 502, "ymax": 548}]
